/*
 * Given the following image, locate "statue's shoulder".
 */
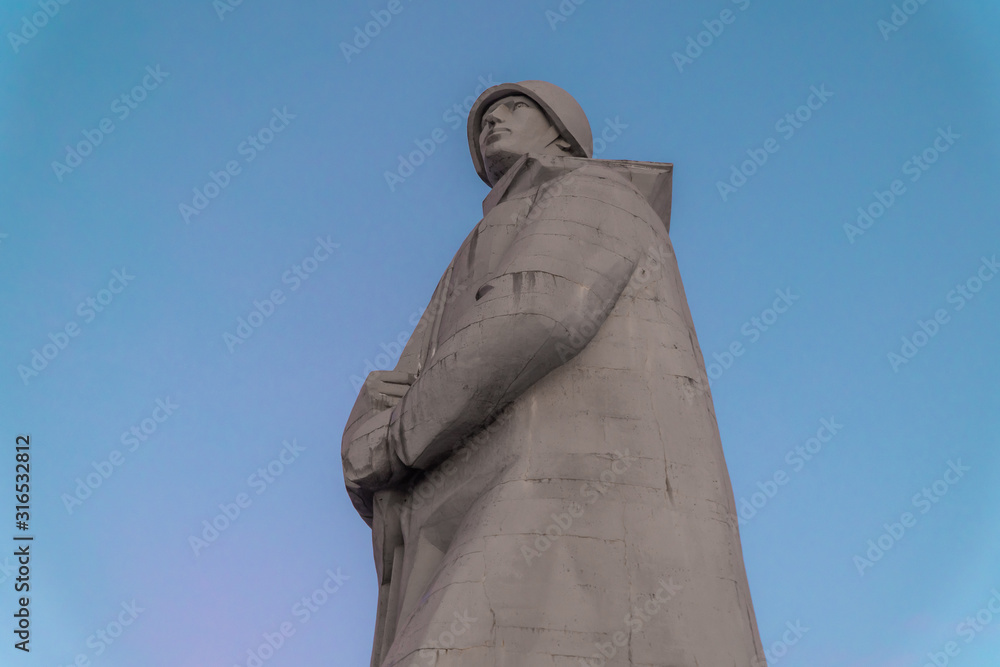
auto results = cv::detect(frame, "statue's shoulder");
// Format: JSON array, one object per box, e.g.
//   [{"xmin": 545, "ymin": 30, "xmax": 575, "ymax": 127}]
[
  {"xmin": 546, "ymin": 160, "xmax": 638, "ymax": 193},
  {"xmin": 487, "ymin": 154, "xmax": 673, "ymax": 232}
]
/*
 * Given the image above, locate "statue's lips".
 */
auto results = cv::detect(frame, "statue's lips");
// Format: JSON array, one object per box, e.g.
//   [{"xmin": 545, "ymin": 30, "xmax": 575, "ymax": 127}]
[{"xmin": 484, "ymin": 128, "xmax": 510, "ymax": 144}]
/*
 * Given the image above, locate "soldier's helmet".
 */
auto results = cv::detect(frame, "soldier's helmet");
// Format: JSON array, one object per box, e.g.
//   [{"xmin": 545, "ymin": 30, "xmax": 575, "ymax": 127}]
[{"xmin": 467, "ymin": 80, "xmax": 593, "ymax": 186}]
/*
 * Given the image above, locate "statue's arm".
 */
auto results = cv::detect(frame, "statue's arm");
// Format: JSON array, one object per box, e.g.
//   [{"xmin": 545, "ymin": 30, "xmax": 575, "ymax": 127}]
[
  {"xmin": 341, "ymin": 270, "xmax": 453, "ymax": 524},
  {"xmin": 341, "ymin": 376, "xmax": 407, "ymax": 525},
  {"xmin": 388, "ymin": 167, "xmax": 652, "ymax": 471}
]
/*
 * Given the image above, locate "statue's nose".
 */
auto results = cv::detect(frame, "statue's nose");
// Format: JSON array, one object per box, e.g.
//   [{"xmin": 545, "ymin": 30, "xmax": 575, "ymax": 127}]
[{"xmin": 483, "ymin": 106, "xmax": 508, "ymax": 126}]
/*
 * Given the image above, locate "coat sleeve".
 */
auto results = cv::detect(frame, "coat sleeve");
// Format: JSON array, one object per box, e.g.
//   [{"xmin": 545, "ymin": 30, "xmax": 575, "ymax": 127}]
[
  {"xmin": 388, "ymin": 165, "xmax": 656, "ymax": 471},
  {"xmin": 341, "ymin": 267, "xmax": 453, "ymax": 524}
]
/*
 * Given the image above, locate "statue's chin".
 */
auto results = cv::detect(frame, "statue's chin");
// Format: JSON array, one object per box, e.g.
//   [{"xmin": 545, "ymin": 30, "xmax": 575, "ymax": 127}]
[{"xmin": 483, "ymin": 150, "xmax": 526, "ymax": 187}]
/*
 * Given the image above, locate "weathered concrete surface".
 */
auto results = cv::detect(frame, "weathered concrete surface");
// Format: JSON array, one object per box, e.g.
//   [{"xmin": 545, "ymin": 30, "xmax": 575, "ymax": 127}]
[{"xmin": 343, "ymin": 82, "xmax": 766, "ymax": 666}]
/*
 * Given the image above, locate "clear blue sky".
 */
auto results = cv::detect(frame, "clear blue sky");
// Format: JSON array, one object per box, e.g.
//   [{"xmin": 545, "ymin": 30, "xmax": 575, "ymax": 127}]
[{"xmin": 2, "ymin": 1, "xmax": 998, "ymax": 665}]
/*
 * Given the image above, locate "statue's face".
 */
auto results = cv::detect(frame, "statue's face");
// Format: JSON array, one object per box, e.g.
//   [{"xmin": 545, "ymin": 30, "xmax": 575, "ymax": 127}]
[{"xmin": 479, "ymin": 95, "xmax": 561, "ymax": 185}]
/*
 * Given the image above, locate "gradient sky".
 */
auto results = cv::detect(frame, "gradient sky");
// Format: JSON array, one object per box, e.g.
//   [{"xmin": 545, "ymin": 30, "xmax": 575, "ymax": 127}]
[{"xmin": 2, "ymin": 1, "xmax": 999, "ymax": 665}]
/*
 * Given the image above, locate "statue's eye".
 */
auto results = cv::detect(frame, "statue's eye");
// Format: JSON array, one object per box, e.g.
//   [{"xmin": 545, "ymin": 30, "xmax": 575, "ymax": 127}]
[{"xmin": 514, "ymin": 102, "xmax": 528, "ymax": 110}]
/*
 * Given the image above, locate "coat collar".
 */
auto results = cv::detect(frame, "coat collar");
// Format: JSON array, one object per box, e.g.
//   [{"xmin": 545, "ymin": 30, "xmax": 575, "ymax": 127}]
[{"xmin": 481, "ymin": 154, "xmax": 675, "ymax": 232}]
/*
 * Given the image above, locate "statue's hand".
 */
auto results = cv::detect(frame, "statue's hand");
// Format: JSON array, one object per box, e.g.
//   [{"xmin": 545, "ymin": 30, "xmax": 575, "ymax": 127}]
[
  {"xmin": 363, "ymin": 370, "xmax": 414, "ymax": 413},
  {"xmin": 342, "ymin": 371, "xmax": 416, "ymax": 517}
]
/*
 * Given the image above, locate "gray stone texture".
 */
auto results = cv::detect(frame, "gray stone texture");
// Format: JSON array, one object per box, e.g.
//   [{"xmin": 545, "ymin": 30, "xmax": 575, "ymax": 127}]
[{"xmin": 343, "ymin": 81, "xmax": 766, "ymax": 666}]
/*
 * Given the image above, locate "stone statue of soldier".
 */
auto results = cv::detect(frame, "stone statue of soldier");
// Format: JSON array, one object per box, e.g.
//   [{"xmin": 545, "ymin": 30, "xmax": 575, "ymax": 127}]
[{"xmin": 342, "ymin": 80, "xmax": 767, "ymax": 666}]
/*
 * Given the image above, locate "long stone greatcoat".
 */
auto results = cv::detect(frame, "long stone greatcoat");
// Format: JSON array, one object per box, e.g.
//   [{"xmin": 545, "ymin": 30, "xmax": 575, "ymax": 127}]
[{"xmin": 343, "ymin": 153, "xmax": 766, "ymax": 666}]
